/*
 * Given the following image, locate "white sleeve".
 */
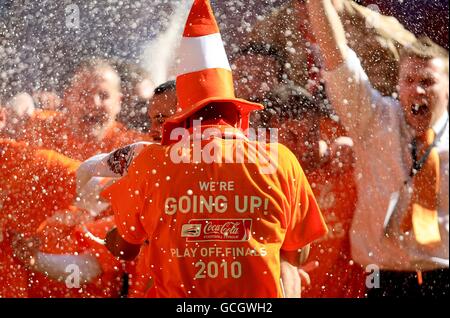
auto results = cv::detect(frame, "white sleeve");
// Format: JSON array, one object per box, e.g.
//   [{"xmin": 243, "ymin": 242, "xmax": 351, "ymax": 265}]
[
  {"xmin": 322, "ymin": 48, "xmax": 386, "ymax": 139},
  {"xmin": 76, "ymin": 141, "xmax": 154, "ymax": 193},
  {"xmin": 34, "ymin": 252, "xmax": 102, "ymax": 284},
  {"xmin": 74, "ymin": 177, "xmax": 115, "ymax": 216}
]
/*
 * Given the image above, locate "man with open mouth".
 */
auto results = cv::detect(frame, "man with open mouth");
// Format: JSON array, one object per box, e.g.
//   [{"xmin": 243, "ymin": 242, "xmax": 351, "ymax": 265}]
[{"xmin": 307, "ymin": 0, "xmax": 449, "ymax": 297}]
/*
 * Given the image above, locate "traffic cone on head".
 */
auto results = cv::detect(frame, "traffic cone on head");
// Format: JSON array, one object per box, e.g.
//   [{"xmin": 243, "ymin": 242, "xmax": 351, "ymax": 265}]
[{"xmin": 161, "ymin": 0, "xmax": 263, "ymax": 145}]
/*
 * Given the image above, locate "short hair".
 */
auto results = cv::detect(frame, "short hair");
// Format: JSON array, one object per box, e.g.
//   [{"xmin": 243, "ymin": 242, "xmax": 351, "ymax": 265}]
[
  {"xmin": 154, "ymin": 80, "xmax": 176, "ymax": 95},
  {"xmin": 260, "ymin": 85, "xmax": 330, "ymax": 124},
  {"xmin": 76, "ymin": 57, "xmax": 117, "ymax": 75},
  {"xmin": 69, "ymin": 57, "xmax": 120, "ymax": 89},
  {"xmin": 400, "ymin": 36, "xmax": 449, "ymax": 75},
  {"xmin": 187, "ymin": 102, "xmax": 240, "ymax": 128}
]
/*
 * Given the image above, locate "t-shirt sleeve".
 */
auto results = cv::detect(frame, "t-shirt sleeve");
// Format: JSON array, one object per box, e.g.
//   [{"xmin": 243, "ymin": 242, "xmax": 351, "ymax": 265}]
[
  {"xmin": 101, "ymin": 153, "xmax": 148, "ymax": 245},
  {"xmin": 281, "ymin": 147, "xmax": 328, "ymax": 251}
]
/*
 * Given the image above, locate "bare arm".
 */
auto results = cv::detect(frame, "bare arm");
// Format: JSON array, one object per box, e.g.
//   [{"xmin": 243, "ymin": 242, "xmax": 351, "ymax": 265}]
[
  {"xmin": 76, "ymin": 153, "xmax": 111, "ymax": 194},
  {"xmin": 307, "ymin": 0, "xmax": 382, "ymax": 137},
  {"xmin": 76, "ymin": 142, "xmax": 153, "ymax": 193},
  {"xmin": 306, "ymin": 0, "xmax": 347, "ymax": 71},
  {"xmin": 280, "ymin": 245, "xmax": 311, "ymax": 298},
  {"xmin": 75, "ymin": 176, "xmax": 114, "ymax": 216},
  {"xmin": 105, "ymin": 227, "xmax": 142, "ymax": 261}
]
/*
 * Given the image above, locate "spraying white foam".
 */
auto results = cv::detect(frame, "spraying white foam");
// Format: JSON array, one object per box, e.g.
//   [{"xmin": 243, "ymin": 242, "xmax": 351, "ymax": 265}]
[{"xmin": 141, "ymin": 0, "xmax": 193, "ymax": 87}]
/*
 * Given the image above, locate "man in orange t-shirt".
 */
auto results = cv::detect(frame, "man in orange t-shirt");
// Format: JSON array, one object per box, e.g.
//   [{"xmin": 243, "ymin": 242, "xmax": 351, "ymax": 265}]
[
  {"xmin": 0, "ymin": 140, "xmax": 80, "ymax": 297},
  {"xmin": 101, "ymin": 0, "xmax": 327, "ymax": 297},
  {"xmin": 102, "ymin": 102, "xmax": 327, "ymax": 298},
  {"xmin": 301, "ymin": 118, "xmax": 365, "ymax": 298},
  {"xmin": 20, "ymin": 58, "xmax": 149, "ymax": 161},
  {"xmin": 1, "ymin": 104, "xmax": 82, "ymax": 297}
]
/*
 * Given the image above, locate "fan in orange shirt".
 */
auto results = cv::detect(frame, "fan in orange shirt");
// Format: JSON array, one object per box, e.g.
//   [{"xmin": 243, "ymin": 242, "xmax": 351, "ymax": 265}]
[
  {"xmin": 265, "ymin": 86, "xmax": 366, "ymax": 298},
  {"xmin": 1, "ymin": 104, "xmax": 83, "ymax": 297},
  {"xmin": 303, "ymin": 118, "xmax": 365, "ymax": 298},
  {"xmin": 0, "ymin": 143, "xmax": 80, "ymax": 297},
  {"xmin": 19, "ymin": 58, "xmax": 150, "ymax": 161},
  {"xmin": 74, "ymin": 81, "xmax": 178, "ymax": 298},
  {"xmin": 7, "ymin": 169, "xmax": 129, "ymax": 298},
  {"xmin": 0, "ymin": 149, "xmax": 80, "ymax": 298},
  {"xmin": 101, "ymin": 0, "xmax": 327, "ymax": 298},
  {"xmin": 13, "ymin": 153, "xmax": 152, "ymax": 298},
  {"xmin": 8, "ymin": 80, "xmax": 179, "ymax": 298},
  {"xmin": 103, "ymin": 118, "xmax": 327, "ymax": 298}
]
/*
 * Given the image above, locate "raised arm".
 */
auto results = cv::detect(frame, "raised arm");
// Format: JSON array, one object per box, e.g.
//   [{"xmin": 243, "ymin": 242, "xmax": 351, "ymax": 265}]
[
  {"xmin": 306, "ymin": 0, "xmax": 383, "ymax": 137},
  {"xmin": 306, "ymin": 0, "xmax": 347, "ymax": 71}
]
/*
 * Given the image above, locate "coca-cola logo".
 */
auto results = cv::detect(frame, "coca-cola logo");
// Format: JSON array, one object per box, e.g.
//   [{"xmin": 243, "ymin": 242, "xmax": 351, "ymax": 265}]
[
  {"xmin": 204, "ymin": 221, "xmax": 240, "ymax": 236},
  {"xmin": 184, "ymin": 219, "xmax": 252, "ymax": 242}
]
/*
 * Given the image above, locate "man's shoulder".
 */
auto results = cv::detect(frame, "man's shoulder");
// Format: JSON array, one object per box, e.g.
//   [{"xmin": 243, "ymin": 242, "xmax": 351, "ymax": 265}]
[
  {"xmin": 266, "ymin": 142, "xmax": 302, "ymax": 173},
  {"xmin": 134, "ymin": 142, "xmax": 175, "ymax": 170},
  {"xmin": 34, "ymin": 148, "xmax": 81, "ymax": 171}
]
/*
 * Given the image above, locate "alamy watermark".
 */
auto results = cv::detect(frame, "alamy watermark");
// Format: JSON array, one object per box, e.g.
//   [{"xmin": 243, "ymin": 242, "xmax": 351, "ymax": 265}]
[
  {"xmin": 169, "ymin": 120, "xmax": 279, "ymax": 174},
  {"xmin": 65, "ymin": 4, "xmax": 80, "ymax": 29},
  {"xmin": 365, "ymin": 264, "xmax": 380, "ymax": 289},
  {"xmin": 65, "ymin": 264, "xmax": 80, "ymax": 288}
]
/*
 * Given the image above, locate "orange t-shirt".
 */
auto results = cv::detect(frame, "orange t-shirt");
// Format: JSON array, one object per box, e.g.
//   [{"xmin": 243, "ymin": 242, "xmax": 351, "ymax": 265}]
[
  {"xmin": 20, "ymin": 111, "xmax": 151, "ymax": 161},
  {"xmin": 0, "ymin": 139, "xmax": 36, "ymax": 297},
  {"xmin": 126, "ymin": 244, "xmax": 153, "ymax": 298},
  {"xmin": 102, "ymin": 125, "xmax": 327, "ymax": 298},
  {"xmin": 2, "ymin": 147, "xmax": 80, "ymax": 237},
  {"xmin": 0, "ymin": 139, "xmax": 80, "ymax": 297}
]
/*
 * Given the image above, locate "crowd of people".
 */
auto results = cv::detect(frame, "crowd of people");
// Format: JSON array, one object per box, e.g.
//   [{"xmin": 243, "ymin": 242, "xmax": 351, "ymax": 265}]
[{"xmin": 0, "ymin": 0, "xmax": 448, "ymax": 298}]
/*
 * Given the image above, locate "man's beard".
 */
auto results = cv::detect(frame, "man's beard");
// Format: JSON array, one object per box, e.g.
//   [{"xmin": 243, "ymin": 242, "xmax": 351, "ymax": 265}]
[
  {"xmin": 89, "ymin": 121, "xmax": 113, "ymax": 140},
  {"xmin": 78, "ymin": 113, "xmax": 112, "ymax": 140}
]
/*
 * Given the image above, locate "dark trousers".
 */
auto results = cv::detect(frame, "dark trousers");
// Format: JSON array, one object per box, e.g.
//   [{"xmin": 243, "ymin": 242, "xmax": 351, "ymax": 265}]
[{"xmin": 367, "ymin": 268, "xmax": 449, "ymax": 298}]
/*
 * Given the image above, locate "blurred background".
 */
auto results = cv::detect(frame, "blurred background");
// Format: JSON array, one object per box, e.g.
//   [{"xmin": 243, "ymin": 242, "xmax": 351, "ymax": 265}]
[{"xmin": 0, "ymin": 0, "xmax": 448, "ymax": 101}]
